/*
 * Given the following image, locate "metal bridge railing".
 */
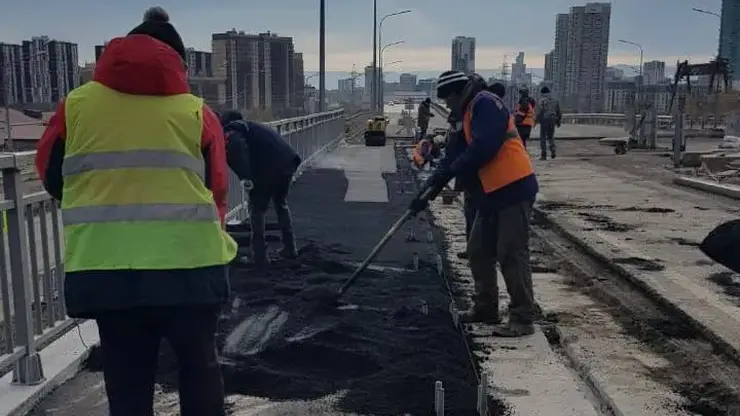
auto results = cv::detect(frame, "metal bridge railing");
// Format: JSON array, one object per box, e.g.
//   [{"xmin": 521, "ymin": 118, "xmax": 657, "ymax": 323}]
[
  {"xmin": 430, "ymin": 101, "xmax": 725, "ymax": 130},
  {"xmin": 0, "ymin": 108, "xmax": 353, "ymax": 387}
]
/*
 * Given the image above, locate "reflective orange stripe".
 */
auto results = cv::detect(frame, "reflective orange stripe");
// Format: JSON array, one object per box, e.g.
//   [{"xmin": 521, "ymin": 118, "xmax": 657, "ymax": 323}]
[
  {"xmin": 515, "ymin": 103, "xmax": 535, "ymax": 126},
  {"xmin": 463, "ymin": 92, "xmax": 534, "ymax": 193}
]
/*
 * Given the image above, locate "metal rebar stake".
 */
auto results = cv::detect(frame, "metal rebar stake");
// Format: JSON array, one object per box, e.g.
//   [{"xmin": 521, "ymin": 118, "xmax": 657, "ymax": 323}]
[
  {"xmin": 477, "ymin": 372, "xmax": 488, "ymax": 415},
  {"xmin": 435, "ymin": 380, "xmax": 445, "ymax": 416}
]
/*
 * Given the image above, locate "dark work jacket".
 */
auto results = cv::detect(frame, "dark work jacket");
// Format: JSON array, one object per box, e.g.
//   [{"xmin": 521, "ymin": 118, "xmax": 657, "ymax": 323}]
[{"xmin": 224, "ymin": 120, "xmax": 301, "ymax": 188}]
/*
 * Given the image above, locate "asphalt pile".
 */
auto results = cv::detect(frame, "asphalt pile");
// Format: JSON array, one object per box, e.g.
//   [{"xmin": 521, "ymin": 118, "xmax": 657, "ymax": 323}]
[{"xmin": 214, "ymin": 242, "xmax": 483, "ymax": 415}]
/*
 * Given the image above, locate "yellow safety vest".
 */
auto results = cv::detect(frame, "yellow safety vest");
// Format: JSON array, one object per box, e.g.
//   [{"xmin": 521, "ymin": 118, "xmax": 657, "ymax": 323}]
[{"xmin": 62, "ymin": 81, "xmax": 237, "ymax": 272}]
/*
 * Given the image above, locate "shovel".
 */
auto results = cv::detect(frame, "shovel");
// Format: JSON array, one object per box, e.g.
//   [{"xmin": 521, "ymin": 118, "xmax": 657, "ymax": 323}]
[{"xmin": 222, "ymin": 186, "xmax": 436, "ymax": 357}]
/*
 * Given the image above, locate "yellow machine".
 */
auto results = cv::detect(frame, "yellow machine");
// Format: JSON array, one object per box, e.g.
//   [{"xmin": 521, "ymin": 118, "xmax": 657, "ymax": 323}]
[{"xmin": 364, "ymin": 115, "xmax": 388, "ymax": 146}]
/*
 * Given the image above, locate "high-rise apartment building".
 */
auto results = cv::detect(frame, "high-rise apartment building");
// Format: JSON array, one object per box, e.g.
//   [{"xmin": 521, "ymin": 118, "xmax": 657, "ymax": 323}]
[
  {"xmin": 47, "ymin": 40, "xmax": 79, "ymax": 102},
  {"xmin": 563, "ymin": 3, "xmax": 611, "ymax": 112},
  {"xmin": 642, "ymin": 60, "xmax": 666, "ymax": 85},
  {"xmin": 212, "ymin": 30, "xmax": 267, "ymax": 110},
  {"xmin": 511, "ymin": 52, "xmax": 526, "ymax": 85},
  {"xmin": 2, "ymin": 37, "xmax": 80, "ymax": 105},
  {"xmin": 399, "ymin": 73, "xmax": 417, "ymax": 91},
  {"xmin": 720, "ymin": 0, "xmax": 740, "ymax": 79},
  {"xmin": 451, "ymin": 36, "xmax": 475, "ymax": 73},
  {"xmin": 186, "ymin": 48, "xmax": 213, "ymax": 77},
  {"xmin": 263, "ymin": 32, "xmax": 294, "ymax": 114},
  {"xmin": 212, "ymin": 30, "xmax": 297, "ymax": 114},
  {"xmin": 22, "ymin": 37, "xmax": 52, "ymax": 103},
  {"xmin": 0, "ymin": 43, "xmax": 26, "ymax": 106},
  {"xmin": 552, "ymin": 13, "xmax": 570, "ymax": 96},
  {"xmin": 292, "ymin": 52, "xmax": 304, "ymax": 113},
  {"xmin": 544, "ymin": 50, "xmax": 554, "ymax": 83}
]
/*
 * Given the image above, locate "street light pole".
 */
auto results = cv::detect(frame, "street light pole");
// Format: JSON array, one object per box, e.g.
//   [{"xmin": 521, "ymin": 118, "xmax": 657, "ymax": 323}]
[
  {"xmin": 319, "ymin": 0, "xmax": 326, "ymax": 112},
  {"xmin": 379, "ymin": 40, "xmax": 404, "ymax": 115},
  {"xmin": 377, "ymin": 9, "xmax": 411, "ymax": 111},
  {"xmin": 372, "ymin": 0, "xmax": 377, "ymax": 113},
  {"xmin": 618, "ymin": 39, "xmax": 643, "ymax": 107}
]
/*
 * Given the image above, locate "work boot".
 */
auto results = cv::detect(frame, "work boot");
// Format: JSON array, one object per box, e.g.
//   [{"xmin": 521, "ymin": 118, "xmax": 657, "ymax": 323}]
[
  {"xmin": 492, "ymin": 321, "xmax": 535, "ymax": 337},
  {"xmin": 550, "ymin": 148, "xmax": 556, "ymax": 159},
  {"xmin": 460, "ymin": 304, "xmax": 501, "ymax": 324},
  {"xmin": 540, "ymin": 154, "xmax": 547, "ymax": 161}
]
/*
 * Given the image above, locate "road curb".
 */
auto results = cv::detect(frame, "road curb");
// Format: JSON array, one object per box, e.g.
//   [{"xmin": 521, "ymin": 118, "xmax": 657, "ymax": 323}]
[
  {"xmin": 673, "ymin": 175, "xmax": 740, "ymax": 199},
  {"xmin": 532, "ymin": 206, "xmax": 740, "ymax": 367}
]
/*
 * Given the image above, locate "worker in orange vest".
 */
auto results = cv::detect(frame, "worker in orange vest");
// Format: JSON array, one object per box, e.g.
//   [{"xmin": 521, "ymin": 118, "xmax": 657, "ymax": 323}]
[
  {"xmin": 514, "ymin": 86, "xmax": 536, "ymax": 148},
  {"xmin": 409, "ymin": 71, "xmax": 539, "ymax": 337}
]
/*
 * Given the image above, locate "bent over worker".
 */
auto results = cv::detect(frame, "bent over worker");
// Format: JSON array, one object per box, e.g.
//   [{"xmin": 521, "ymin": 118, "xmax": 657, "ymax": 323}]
[
  {"xmin": 409, "ymin": 70, "xmax": 539, "ymax": 337},
  {"xmin": 221, "ymin": 110, "xmax": 301, "ymax": 267},
  {"xmin": 34, "ymin": 8, "xmax": 236, "ymax": 416}
]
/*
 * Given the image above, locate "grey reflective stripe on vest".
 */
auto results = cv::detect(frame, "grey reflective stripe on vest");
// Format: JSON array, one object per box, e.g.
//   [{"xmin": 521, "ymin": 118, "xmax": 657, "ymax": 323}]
[
  {"xmin": 62, "ymin": 150, "xmax": 205, "ymax": 180},
  {"xmin": 63, "ymin": 203, "xmax": 219, "ymax": 225}
]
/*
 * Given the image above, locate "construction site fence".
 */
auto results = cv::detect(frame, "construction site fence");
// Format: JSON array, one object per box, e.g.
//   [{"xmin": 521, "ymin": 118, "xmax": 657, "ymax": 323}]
[{"xmin": 0, "ymin": 107, "xmax": 362, "ymax": 387}]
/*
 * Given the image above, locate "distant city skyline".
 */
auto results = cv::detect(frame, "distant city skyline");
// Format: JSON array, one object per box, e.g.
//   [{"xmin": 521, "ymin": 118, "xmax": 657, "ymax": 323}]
[{"xmin": 0, "ymin": 1, "xmax": 723, "ymax": 72}]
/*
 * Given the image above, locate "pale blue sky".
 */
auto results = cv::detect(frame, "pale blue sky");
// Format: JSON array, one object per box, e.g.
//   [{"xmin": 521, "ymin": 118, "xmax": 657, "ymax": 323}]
[{"xmin": 0, "ymin": 0, "xmax": 723, "ymax": 71}]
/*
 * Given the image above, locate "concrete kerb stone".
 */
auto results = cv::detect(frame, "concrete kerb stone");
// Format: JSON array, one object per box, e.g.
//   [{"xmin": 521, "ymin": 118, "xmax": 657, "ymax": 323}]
[
  {"xmin": 531, "ymin": 206, "xmax": 740, "ymax": 367},
  {"xmin": 551, "ymin": 327, "xmax": 627, "ymax": 416},
  {"xmin": 673, "ymin": 175, "xmax": 740, "ymax": 199}
]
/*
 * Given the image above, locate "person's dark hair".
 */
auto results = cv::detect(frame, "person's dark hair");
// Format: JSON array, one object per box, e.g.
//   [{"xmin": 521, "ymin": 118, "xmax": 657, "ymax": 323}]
[
  {"xmin": 487, "ymin": 82, "xmax": 506, "ymax": 98},
  {"xmin": 424, "ymin": 97, "xmax": 431, "ymax": 104},
  {"xmin": 220, "ymin": 110, "xmax": 244, "ymax": 125},
  {"xmin": 540, "ymin": 86, "xmax": 550, "ymax": 94}
]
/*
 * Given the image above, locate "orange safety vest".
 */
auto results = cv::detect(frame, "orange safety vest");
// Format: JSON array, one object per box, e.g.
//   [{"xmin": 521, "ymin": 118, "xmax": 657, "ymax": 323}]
[
  {"xmin": 514, "ymin": 102, "xmax": 535, "ymax": 126},
  {"xmin": 412, "ymin": 139, "xmax": 432, "ymax": 167},
  {"xmin": 463, "ymin": 91, "xmax": 534, "ymax": 193}
]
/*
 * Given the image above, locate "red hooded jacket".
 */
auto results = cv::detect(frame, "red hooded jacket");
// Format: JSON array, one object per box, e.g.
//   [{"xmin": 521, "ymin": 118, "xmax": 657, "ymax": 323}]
[{"xmin": 34, "ymin": 35, "xmax": 229, "ymax": 222}]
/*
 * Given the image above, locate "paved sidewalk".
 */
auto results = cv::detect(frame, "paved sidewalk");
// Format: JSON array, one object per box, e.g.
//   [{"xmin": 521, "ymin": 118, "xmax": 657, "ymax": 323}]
[{"xmin": 533, "ymin": 156, "xmax": 740, "ymax": 359}]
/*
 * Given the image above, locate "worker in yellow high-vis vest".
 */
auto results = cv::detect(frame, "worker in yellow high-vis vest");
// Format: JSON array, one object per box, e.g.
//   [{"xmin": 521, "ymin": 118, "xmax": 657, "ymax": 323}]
[{"xmin": 34, "ymin": 8, "xmax": 236, "ymax": 416}]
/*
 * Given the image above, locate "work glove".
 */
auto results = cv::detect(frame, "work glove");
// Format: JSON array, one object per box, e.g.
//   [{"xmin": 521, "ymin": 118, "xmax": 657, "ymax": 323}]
[
  {"xmin": 241, "ymin": 180, "xmax": 254, "ymax": 191},
  {"xmin": 408, "ymin": 169, "xmax": 451, "ymax": 214}
]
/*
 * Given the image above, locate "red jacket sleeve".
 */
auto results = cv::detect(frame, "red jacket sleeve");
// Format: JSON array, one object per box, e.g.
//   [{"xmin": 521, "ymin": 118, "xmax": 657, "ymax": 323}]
[
  {"xmin": 35, "ymin": 100, "xmax": 67, "ymax": 200},
  {"xmin": 201, "ymin": 104, "xmax": 229, "ymax": 223}
]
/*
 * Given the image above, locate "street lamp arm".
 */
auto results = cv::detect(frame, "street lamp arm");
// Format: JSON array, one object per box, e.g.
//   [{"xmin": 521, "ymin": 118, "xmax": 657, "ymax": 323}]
[
  {"xmin": 381, "ymin": 40, "xmax": 405, "ymax": 54},
  {"xmin": 691, "ymin": 7, "xmax": 721, "ymax": 18},
  {"xmin": 379, "ymin": 9, "xmax": 412, "ymax": 27}
]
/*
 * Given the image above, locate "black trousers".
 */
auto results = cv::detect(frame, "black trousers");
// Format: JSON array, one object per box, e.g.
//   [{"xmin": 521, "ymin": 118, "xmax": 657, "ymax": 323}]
[
  {"xmin": 516, "ymin": 125, "xmax": 532, "ymax": 148},
  {"xmin": 96, "ymin": 305, "xmax": 225, "ymax": 416}
]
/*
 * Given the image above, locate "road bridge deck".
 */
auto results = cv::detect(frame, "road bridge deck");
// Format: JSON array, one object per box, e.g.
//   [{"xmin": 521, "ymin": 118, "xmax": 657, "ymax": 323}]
[{"xmin": 24, "ymin": 137, "xmax": 481, "ymax": 415}]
